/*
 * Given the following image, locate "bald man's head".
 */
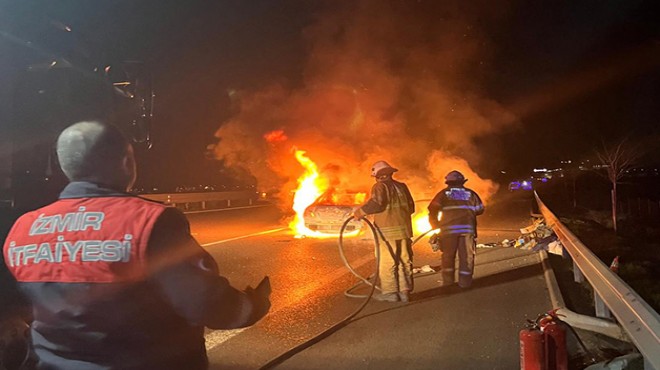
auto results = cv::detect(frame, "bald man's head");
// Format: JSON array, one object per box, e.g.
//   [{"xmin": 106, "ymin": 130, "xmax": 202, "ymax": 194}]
[{"xmin": 56, "ymin": 121, "xmax": 136, "ymax": 190}]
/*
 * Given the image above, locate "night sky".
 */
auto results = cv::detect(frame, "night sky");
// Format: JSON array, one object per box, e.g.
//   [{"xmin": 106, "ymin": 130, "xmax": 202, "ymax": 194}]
[{"xmin": 4, "ymin": 0, "xmax": 659, "ymax": 187}]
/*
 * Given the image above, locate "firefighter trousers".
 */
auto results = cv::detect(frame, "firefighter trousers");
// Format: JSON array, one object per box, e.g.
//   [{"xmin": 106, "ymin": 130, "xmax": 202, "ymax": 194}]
[
  {"xmin": 378, "ymin": 238, "xmax": 414, "ymax": 294},
  {"xmin": 439, "ymin": 234, "xmax": 476, "ymax": 288}
]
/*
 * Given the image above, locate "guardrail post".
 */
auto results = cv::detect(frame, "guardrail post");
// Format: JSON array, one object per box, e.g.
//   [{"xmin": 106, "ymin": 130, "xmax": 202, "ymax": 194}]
[
  {"xmin": 594, "ymin": 293, "xmax": 612, "ymax": 319},
  {"xmin": 202, "ymin": 201, "xmax": 206, "ymax": 210},
  {"xmin": 573, "ymin": 260, "xmax": 584, "ymax": 283},
  {"xmin": 227, "ymin": 199, "xmax": 231, "ymax": 207},
  {"xmin": 249, "ymin": 198, "xmax": 253, "ymax": 205}
]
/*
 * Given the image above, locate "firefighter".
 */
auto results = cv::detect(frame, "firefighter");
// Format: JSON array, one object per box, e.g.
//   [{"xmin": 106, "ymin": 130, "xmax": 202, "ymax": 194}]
[
  {"xmin": 354, "ymin": 161, "xmax": 415, "ymax": 303},
  {"xmin": 428, "ymin": 170, "xmax": 484, "ymax": 288},
  {"xmin": 2, "ymin": 121, "xmax": 271, "ymax": 370}
]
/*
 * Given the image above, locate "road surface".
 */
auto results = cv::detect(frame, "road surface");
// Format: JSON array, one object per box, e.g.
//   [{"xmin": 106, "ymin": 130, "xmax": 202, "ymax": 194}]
[{"xmin": 187, "ymin": 190, "xmax": 550, "ymax": 369}]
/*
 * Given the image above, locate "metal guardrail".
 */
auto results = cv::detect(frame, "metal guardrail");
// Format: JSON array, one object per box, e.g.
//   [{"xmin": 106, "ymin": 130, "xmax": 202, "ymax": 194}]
[
  {"xmin": 535, "ymin": 192, "xmax": 660, "ymax": 370},
  {"xmin": 141, "ymin": 191, "xmax": 257, "ymax": 208}
]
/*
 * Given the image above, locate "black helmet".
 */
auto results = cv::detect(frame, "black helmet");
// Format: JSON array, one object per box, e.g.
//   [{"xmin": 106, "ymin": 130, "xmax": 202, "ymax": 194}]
[{"xmin": 445, "ymin": 170, "xmax": 467, "ymax": 184}]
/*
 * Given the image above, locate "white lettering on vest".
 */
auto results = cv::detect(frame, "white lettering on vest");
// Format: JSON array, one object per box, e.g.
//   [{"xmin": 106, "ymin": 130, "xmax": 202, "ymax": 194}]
[
  {"xmin": 7, "ymin": 235, "xmax": 134, "ymax": 267},
  {"xmin": 28, "ymin": 208, "xmax": 105, "ymax": 236}
]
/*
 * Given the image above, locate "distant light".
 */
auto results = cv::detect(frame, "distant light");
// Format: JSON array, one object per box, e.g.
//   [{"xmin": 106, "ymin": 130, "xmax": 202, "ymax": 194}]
[
  {"xmin": 522, "ymin": 181, "xmax": 529, "ymax": 186},
  {"xmin": 50, "ymin": 60, "xmax": 57, "ymax": 68},
  {"xmin": 500, "ymin": 170, "xmax": 506, "ymax": 174},
  {"xmin": 65, "ymin": 26, "xmax": 72, "ymax": 32},
  {"xmin": 533, "ymin": 168, "xmax": 547, "ymax": 173},
  {"xmin": 541, "ymin": 178, "xmax": 548, "ymax": 183}
]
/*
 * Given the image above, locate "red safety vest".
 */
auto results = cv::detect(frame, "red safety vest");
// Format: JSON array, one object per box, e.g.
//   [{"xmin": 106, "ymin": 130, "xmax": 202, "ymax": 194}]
[{"xmin": 4, "ymin": 196, "xmax": 167, "ymax": 283}]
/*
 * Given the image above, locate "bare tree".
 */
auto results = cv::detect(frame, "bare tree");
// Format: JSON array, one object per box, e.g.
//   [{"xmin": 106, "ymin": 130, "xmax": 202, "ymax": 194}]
[{"xmin": 595, "ymin": 139, "xmax": 642, "ymax": 233}]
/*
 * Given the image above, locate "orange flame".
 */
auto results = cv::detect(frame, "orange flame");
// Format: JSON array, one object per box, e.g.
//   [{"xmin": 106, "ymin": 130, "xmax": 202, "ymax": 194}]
[
  {"xmin": 289, "ymin": 150, "xmax": 328, "ymax": 237},
  {"xmin": 412, "ymin": 210, "xmax": 441, "ymax": 236},
  {"xmin": 288, "ymin": 149, "xmax": 362, "ymax": 238},
  {"xmin": 287, "ymin": 148, "xmax": 451, "ymax": 240}
]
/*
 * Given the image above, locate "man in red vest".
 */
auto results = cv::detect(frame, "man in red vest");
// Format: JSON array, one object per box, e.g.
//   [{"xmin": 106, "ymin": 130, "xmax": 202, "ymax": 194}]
[{"xmin": 3, "ymin": 121, "xmax": 271, "ymax": 370}]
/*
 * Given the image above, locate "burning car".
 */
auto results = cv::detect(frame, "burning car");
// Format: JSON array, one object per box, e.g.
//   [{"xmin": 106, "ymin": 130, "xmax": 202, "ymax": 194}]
[{"xmin": 303, "ymin": 192, "xmax": 365, "ymax": 234}]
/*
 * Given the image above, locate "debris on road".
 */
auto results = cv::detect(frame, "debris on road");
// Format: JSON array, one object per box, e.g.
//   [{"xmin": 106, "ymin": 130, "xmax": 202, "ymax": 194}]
[
  {"xmin": 413, "ymin": 265, "xmax": 436, "ymax": 274},
  {"xmin": 477, "ymin": 218, "xmax": 566, "ymax": 256},
  {"xmin": 477, "ymin": 242, "xmax": 499, "ymax": 248}
]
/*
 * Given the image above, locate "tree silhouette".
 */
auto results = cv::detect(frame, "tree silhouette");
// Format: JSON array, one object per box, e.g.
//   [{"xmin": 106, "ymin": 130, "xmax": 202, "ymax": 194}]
[{"xmin": 595, "ymin": 139, "xmax": 642, "ymax": 233}]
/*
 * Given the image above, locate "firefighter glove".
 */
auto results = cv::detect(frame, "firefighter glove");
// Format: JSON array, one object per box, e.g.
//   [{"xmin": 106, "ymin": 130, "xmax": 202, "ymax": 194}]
[
  {"xmin": 429, "ymin": 233, "xmax": 442, "ymax": 252},
  {"xmin": 353, "ymin": 208, "xmax": 366, "ymax": 220}
]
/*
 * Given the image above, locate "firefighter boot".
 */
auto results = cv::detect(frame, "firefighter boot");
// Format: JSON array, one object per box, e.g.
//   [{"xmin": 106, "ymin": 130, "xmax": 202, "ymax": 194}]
[{"xmin": 372, "ymin": 293, "xmax": 399, "ymax": 302}]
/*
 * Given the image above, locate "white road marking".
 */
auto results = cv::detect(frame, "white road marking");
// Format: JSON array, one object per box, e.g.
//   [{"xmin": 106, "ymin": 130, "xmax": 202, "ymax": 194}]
[
  {"xmin": 184, "ymin": 204, "xmax": 270, "ymax": 214},
  {"xmin": 204, "ymin": 328, "xmax": 247, "ymax": 350},
  {"xmin": 204, "ymin": 247, "xmax": 376, "ymax": 351},
  {"xmin": 200, "ymin": 227, "xmax": 288, "ymax": 247}
]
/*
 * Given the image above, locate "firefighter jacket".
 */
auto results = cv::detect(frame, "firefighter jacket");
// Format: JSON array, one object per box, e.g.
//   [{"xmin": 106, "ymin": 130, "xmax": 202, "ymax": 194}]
[
  {"xmin": 360, "ymin": 178, "xmax": 415, "ymax": 241},
  {"xmin": 3, "ymin": 181, "xmax": 260, "ymax": 370},
  {"xmin": 428, "ymin": 185, "xmax": 484, "ymax": 237}
]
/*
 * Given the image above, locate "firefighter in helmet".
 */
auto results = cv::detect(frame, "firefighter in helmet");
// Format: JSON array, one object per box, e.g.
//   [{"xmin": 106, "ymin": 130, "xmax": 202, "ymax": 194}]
[
  {"xmin": 353, "ymin": 161, "xmax": 415, "ymax": 302},
  {"xmin": 428, "ymin": 170, "xmax": 484, "ymax": 288}
]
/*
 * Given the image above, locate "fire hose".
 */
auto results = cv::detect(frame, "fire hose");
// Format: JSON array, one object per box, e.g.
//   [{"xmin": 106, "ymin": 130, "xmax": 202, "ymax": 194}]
[
  {"xmin": 340, "ymin": 223, "xmax": 439, "ymax": 299},
  {"xmin": 259, "ymin": 217, "xmax": 438, "ymax": 369}
]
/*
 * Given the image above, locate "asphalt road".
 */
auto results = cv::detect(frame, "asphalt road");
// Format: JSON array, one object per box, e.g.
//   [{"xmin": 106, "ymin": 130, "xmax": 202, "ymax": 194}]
[{"xmin": 187, "ymin": 190, "xmax": 549, "ymax": 369}]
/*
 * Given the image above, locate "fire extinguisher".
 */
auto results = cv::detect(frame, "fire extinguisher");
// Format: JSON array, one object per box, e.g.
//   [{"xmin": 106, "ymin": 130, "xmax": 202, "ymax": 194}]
[
  {"xmin": 538, "ymin": 310, "xmax": 568, "ymax": 370},
  {"xmin": 520, "ymin": 321, "xmax": 545, "ymax": 370}
]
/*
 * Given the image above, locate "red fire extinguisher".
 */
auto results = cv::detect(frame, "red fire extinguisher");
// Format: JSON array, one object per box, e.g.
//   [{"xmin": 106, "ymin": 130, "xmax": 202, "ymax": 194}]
[
  {"xmin": 520, "ymin": 322, "xmax": 545, "ymax": 370},
  {"xmin": 538, "ymin": 310, "xmax": 568, "ymax": 370}
]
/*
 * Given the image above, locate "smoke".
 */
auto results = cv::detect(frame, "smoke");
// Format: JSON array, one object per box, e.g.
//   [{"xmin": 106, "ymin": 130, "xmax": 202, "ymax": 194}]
[{"xmin": 212, "ymin": 1, "xmax": 516, "ymax": 207}]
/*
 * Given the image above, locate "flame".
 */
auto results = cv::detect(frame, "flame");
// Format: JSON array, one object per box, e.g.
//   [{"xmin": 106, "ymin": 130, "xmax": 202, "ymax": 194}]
[
  {"xmin": 289, "ymin": 150, "xmax": 328, "ymax": 237},
  {"xmin": 287, "ymin": 147, "xmax": 441, "ymax": 239},
  {"xmin": 412, "ymin": 210, "xmax": 441, "ymax": 236},
  {"xmin": 288, "ymin": 149, "xmax": 363, "ymax": 239}
]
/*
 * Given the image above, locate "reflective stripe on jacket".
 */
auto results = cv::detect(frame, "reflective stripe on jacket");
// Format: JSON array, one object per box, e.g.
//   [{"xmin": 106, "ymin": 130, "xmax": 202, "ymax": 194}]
[{"xmin": 428, "ymin": 186, "xmax": 484, "ymax": 236}]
